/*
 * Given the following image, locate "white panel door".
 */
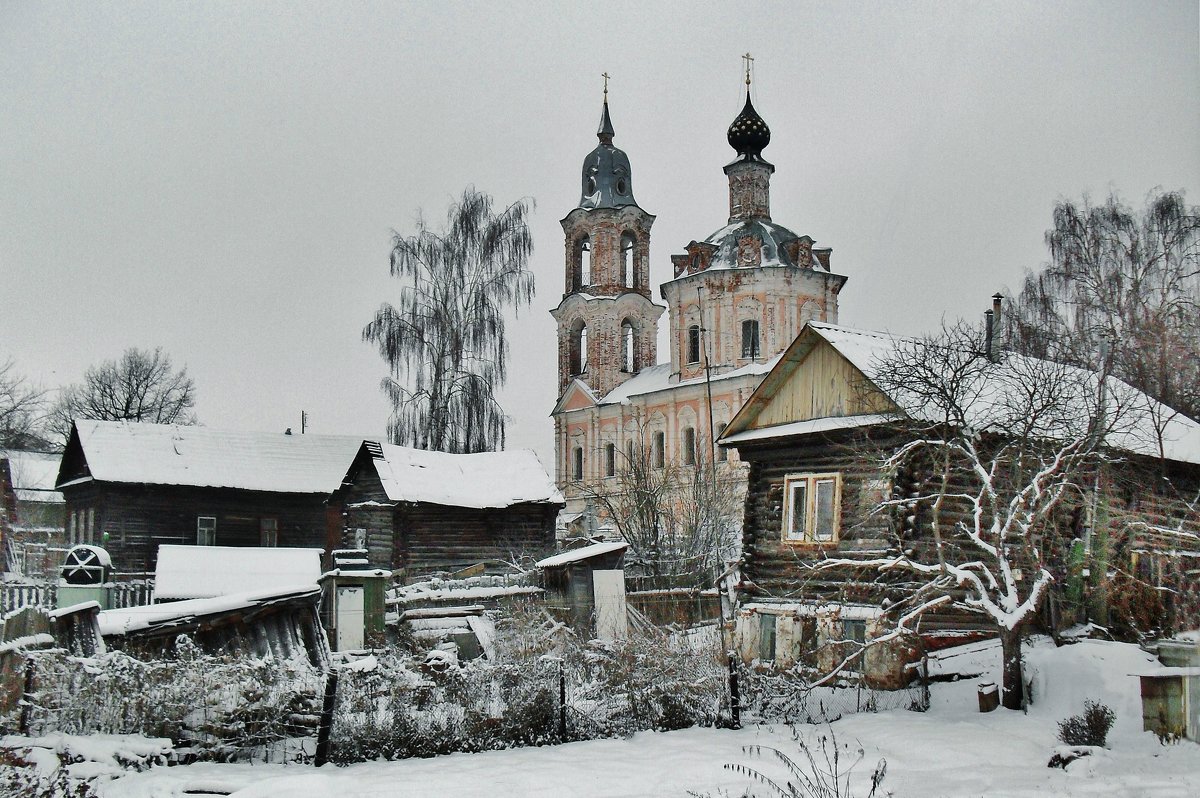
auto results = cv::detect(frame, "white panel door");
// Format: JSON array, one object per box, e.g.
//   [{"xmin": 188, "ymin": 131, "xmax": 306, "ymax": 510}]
[
  {"xmin": 592, "ymin": 569, "xmax": 628, "ymax": 641},
  {"xmin": 336, "ymin": 586, "xmax": 365, "ymax": 651}
]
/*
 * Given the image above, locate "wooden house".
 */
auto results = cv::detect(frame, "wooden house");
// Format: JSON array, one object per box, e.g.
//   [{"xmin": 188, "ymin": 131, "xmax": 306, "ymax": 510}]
[
  {"xmin": 719, "ymin": 321, "xmax": 1200, "ymax": 687},
  {"xmin": 332, "ymin": 441, "xmax": 563, "ymax": 582},
  {"xmin": 537, "ymin": 541, "xmax": 629, "ymax": 639},
  {"xmin": 1, "ymin": 449, "xmax": 68, "ymax": 579},
  {"xmin": 55, "ymin": 421, "xmax": 364, "ymax": 577}
]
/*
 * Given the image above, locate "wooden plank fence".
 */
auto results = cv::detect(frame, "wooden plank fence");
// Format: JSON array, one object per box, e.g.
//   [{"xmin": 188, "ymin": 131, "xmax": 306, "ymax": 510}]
[{"xmin": 0, "ymin": 582, "xmax": 154, "ymax": 615}]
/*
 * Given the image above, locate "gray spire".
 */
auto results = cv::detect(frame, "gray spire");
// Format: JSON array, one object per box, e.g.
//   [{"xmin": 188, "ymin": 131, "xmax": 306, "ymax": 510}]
[
  {"xmin": 578, "ymin": 97, "xmax": 636, "ymax": 210},
  {"xmin": 597, "ymin": 99, "xmax": 615, "ymax": 145}
]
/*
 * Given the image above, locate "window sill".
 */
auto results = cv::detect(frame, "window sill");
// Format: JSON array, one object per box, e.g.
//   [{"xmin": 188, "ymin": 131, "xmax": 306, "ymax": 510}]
[{"xmin": 781, "ymin": 539, "xmax": 839, "ymax": 549}]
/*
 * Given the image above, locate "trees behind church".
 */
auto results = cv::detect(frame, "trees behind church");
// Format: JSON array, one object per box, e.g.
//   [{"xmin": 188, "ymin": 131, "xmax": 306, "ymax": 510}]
[
  {"xmin": 49, "ymin": 346, "xmax": 198, "ymax": 443},
  {"xmin": 363, "ymin": 187, "xmax": 535, "ymax": 453},
  {"xmin": 1006, "ymin": 189, "xmax": 1200, "ymax": 423}
]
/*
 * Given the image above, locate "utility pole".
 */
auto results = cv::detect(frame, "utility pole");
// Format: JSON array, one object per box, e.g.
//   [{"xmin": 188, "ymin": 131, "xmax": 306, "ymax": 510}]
[{"xmin": 697, "ymin": 287, "xmax": 718, "ymax": 485}]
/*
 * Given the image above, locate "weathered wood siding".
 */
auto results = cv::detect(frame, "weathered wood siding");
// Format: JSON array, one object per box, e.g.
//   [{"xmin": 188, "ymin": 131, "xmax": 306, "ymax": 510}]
[
  {"xmin": 60, "ymin": 481, "xmax": 331, "ymax": 576},
  {"xmin": 393, "ymin": 502, "xmax": 558, "ymax": 580},
  {"xmin": 753, "ymin": 340, "xmax": 894, "ymax": 428}
]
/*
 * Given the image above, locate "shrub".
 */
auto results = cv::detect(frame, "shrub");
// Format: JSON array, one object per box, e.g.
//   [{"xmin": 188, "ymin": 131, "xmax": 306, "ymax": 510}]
[{"xmin": 1057, "ymin": 700, "xmax": 1115, "ymax": 747}]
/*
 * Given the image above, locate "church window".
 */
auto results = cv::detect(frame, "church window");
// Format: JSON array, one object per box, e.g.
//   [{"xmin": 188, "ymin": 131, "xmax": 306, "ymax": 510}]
[
  {"xmin": 741, "ymin": 319, "xmax": 761, "ymax": 359},
  {"xmin": 682, "ymin": 427, "xmax": 696, "ymax": 465},
  {"xmin": 626, "ymin": 439, "xmax": 634, "ymax": 466},
  {"xmin": 579, "ymin": 236, "xmax": 592, "ymax": 287},
  {"xmin": 687, "ymin": 325, "xmax": 701, "ymax": 364},
  {"xmin": 622, "ymin": 320, "xmax": 636, "ymax": 372},
  {"xmin": 621, "ymin": 233, "xmax": 635, "ymax": 287},
  {"xmin": 652, "ymin": 431, "xmax": 665, "ymax": 469},
  {"xmin": 569, "ymin": 321, "xmax": 587, "ymax": 376},
  {"xmin": 605, "ymin": 443, "xmax": 616, "ymax": 477},
  {"xmin": 716, "ymin": 423, "xmax": 728, "ymax": 462},
  {"xmin": 572, "ymin": 446, "xmax": 584, "ymax": 481}
]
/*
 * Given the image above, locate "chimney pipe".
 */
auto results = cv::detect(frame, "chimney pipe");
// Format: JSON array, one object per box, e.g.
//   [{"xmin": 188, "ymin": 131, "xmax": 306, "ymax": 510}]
[
  {"xmin": 984, "ymin": 310, "xmax": 994, "ymax": 361},
  {"xmin": 991, "ymin": 293, "xmax": 1003, "ymax": 361}
]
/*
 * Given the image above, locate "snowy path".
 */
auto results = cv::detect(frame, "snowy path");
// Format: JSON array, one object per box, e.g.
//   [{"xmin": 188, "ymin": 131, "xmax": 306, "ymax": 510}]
[{"xmin": 93, "ymin": 638, "xmax": 1200, "ymax": 797}]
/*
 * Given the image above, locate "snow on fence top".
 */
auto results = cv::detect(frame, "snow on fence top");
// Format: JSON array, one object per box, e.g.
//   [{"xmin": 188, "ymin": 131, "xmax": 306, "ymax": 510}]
[
  {"xmin": 61, "ymin": 420, "xmax": 365, "ymax": 494},
  {"xmin": 365, "ymin": 443, "xmax": 563, "ymax": 509},
  {"xmin": 536, "ymin": 541, "xmax": 628, "ymax": 569},
  {"xmin": 154, "ymin": 544, "xmax": 323, "ymax": 600}
]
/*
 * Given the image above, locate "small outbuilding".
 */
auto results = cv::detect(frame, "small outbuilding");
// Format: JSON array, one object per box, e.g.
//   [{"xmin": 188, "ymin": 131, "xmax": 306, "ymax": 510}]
[
  {"xmin": 332, "ymin": 441, "xmax": 563, "ymax": 581},
  {"xmin": 537, "ymin": 541, "xmax": 629, "ymax": 640}
]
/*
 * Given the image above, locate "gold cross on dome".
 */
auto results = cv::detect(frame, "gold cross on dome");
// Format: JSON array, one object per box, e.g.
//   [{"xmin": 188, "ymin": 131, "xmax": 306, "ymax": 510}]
[
  {"xmin": 742, "ymin": 53, "xmax": 754, "ymax": 86},
  {"xmin": 602, "ymin": 72, "xmax": 610, "ymax": 97}
]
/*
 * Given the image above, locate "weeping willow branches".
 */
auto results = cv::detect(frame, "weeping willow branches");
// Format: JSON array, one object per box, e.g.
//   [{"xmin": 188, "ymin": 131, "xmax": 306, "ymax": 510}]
[{"xmin": 364, "ymin": 188, "xmax": 535, "ymax": 453}]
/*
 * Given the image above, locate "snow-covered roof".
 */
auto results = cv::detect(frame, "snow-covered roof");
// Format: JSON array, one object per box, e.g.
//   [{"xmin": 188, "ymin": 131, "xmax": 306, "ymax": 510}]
[
  {"xmin": 1, "ymin": 450, "xmax": 65, "ymax": 503},
  {"xmin": 99, "ymin": 583, "xmax": 320, "ymax": 637},
  {"xmin": 536, "ymin": 541, "xmax": 628, "ymax": 568},
  {"xmin": 153, "ymin": 544, "xmax": 324, "ymax": 600},
  {"xmin": 363, "ymin": 443, "xmax": 563, "ymax": 509},
  {"xmin": 597, "ymin": 355, "xmax": 780, "ymax": 407},
  {"xmin": 62, "ymin": 421, "xmax": 365, "ymax": 494},
  {"xmin": 727, "ymin": 322, "xmax": 1200, "ymax": 466},
  {"xmin": 721, "ymin": 413, "xmax": 895, "ymax": 445}
]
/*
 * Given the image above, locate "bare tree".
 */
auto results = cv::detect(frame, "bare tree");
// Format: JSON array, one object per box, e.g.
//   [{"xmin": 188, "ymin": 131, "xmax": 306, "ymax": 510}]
[
  {"xmin": 0, "ymin": 358, "xmax": 49, "ymax": 449},
  {"xmin": 363, "ymin": 188, "xmax": 535, "ymax": 454},
  {"xmin": 820, "ymin": 322, "xmax": 1127, "ymax": 709},
  {"xmin": 581, "ymin": 426, "xmax": 740, "ymax": 588},
  {"xmin": 1007, "ymin": 190, "xmax": 1200, "ymax": 425},
  {"xmin": 51, "ymin": 347, "xmax": 197, "ymax": 441}
]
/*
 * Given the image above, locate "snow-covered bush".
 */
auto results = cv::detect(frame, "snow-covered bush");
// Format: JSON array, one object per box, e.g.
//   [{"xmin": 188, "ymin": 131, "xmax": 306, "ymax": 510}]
[
  {"xmin": 1056, "ymin": 699, "xmax": 1116, "ymax": 747},
  {"xmin": 5, "ymin": 638, "xmax": 324, "ymax": 761}
]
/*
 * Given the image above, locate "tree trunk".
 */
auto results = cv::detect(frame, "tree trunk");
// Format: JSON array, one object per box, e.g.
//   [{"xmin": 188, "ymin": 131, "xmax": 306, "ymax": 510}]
[{"xmin": 999, "ymin": 626, "xmax": 1024, "ymax": 710}]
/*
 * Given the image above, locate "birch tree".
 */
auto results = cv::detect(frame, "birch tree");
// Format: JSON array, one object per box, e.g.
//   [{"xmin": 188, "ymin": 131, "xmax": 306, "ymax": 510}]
[
  {"xmin": 1006, "ymin": 190, "xmax": 1200, "ymax": 424},
  {"xmin": 823, "ymin": 322, "xmax": 1126, "ymax": 709},
  {"xmin": 363, "ymin": 188, "xmax": 535, "ymax": 453}
]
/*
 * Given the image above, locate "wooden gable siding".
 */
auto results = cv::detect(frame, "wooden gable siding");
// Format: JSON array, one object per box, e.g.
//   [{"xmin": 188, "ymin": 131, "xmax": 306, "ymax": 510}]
[
  {"xmin": 61, "ymin": 481, "xmax": 330, "ymax": 576},
  {"xmin": 752, "ymin": 339, "xmax": 894, "ymax": 429},
  {"xmin": 338, "ymin": 462, "xmax": 396, "ymax": 568},
  {"xmin": 392, "ymin": 502, "xmax": 558, "ymax": 581}
]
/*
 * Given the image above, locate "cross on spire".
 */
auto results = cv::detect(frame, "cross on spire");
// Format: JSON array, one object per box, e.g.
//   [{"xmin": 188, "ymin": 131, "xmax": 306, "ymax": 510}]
[
  {"xmin": 742, "ymin": 53, "xmax": 754, "ymax": 87},
  {"xmin": 602, "ymin": 71, "xmax": 610, "ymax": 98}
]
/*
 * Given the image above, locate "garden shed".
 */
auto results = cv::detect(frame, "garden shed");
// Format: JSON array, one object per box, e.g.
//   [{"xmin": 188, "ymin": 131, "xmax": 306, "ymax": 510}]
[{"xmin": 537, "ymin": 541, "xmax": 628, "ymax": 640}]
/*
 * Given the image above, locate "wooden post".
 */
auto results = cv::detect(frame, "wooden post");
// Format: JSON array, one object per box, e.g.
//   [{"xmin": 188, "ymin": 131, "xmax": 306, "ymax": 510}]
[
  {"xmin": 558, "ymin": 659, "xmax": 567, "ymax": 741},
  {"xmin": 18, "ymin": 655, "xmax": 36, "ymax": 734},
  {"xmin": 314, "ymin": 669, "xmax": 339, "ymax": 766},
  {"xmin": 728, "ymin": 653, "xmax": 741, "ymax": 729}
]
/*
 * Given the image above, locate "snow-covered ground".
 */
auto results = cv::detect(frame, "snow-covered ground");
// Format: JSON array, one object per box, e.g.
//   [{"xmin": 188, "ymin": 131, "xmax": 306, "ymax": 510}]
[{"xmin": 10, "ymin": 636, "xmax": 1199, "ymax": 797}]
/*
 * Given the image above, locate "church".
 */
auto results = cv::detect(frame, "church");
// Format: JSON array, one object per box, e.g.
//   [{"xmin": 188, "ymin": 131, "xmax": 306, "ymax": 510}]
[{"xmin": 549, "ymin": 71, "xmax": 848, "ymax": 527}]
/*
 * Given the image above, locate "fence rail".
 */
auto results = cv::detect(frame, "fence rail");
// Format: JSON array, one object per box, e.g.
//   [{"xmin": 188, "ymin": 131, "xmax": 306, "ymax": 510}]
[{"xmin": 0, "ymin": 582, "xmax": 154, "ymax": 615}]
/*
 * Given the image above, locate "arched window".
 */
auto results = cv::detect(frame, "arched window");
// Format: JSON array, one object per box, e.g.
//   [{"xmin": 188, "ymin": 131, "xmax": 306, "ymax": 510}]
[
  {"xmin": 716, "ymin": 423, "xmax": 728, "ymax": 462},
  {"xmin": 621, "ymin": 232, "xmax": 635, "ymax": 288},
  {"xmin": 604, "ymin": 443, "xmax": 616, "ymax": 477},
  {"xmin": 580, "ymin": 236, "xmax": 592, "ymax": 287},
  {"xmin": 652, "ymin": 431, "xmax": 665, "ymax": 469},
  {"xmin": 626, "ymin": 439, "xmax": 635, "ymax": 466},
  {"xmin": 687, "ymin": 324, "xmax": 701, "ymax": 364},
  {"xmin": 682, "ymin": 427, "xmax": 696, "ymax": 465},
  {"xmin": 741, "ymin": 319, "xmax": 760, "ymax": 359},
  {"xmin": 572, "ymin": 446, "xmax": 584, "ymax": 480},
  {"xmin": 569, "ymin": 321, "xmax": 588, "ymax": 375},
  {"xmin": 622, "ymin": 319, "xmax": 636, "ymax": 372}
]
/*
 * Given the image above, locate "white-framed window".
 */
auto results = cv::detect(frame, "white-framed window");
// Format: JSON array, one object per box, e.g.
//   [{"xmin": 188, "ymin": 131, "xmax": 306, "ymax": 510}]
[
  {"xmin": 741, "ymin": 319, "xmax": 760, "ymax": 359},
  {"xmin": 572, "ymin": 446, "xmax": 584, "ymax": 481},
  {"xmin": 682, "ymin": 427, "xmax": 696, "ymax": 465},
  {"xmin": 782, "ymin": 473, "xmax": 841, "ymax": 544},
  {"xmin": 260, "ymin": 518, "xmax": 278, "ymax": 547},
  {"xmin": 68, "ymin": 511, "xmax": 77, "ymax": 545},
  {"xmin": 86, "ymin": 508, "xmax": 95, "ymax": 543},
  {"xmin": 197, "ymin": 516, "xmax": 217, "ymax": 546}
]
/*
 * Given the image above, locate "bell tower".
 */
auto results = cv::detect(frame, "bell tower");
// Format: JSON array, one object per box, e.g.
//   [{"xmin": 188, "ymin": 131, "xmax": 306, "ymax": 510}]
[{"xmin": 550, "ymin": 83, "xmax": 664, "ymax": 400}]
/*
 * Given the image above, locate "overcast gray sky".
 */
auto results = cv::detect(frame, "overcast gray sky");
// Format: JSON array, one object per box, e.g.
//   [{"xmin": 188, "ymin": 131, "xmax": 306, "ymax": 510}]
[{"xmin": 2, "ymin": 1, "xmax": 1197, "ymax": 464}]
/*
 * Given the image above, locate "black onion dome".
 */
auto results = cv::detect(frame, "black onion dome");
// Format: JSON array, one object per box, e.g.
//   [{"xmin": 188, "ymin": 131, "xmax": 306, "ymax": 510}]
[{"xmin": 727, "ymin": 92, "xmax": 771, "ymax": 158}]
